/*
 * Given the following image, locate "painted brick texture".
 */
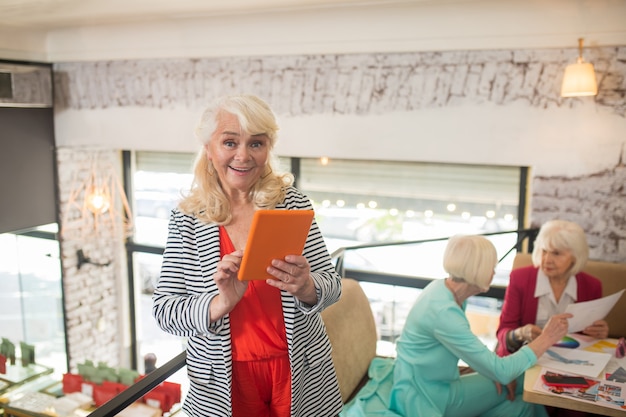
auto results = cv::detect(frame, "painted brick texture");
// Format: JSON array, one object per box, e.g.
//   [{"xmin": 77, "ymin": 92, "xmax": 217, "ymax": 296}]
[{"xmin": 57, "ymin": 148, "xmax": 125, "ymax": 370}]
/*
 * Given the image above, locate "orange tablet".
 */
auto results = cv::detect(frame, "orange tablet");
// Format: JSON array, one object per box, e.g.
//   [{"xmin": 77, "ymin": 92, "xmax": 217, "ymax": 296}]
[{"xmin": 238, "ymin": 209, "xmax": 314, "ymax": 281}]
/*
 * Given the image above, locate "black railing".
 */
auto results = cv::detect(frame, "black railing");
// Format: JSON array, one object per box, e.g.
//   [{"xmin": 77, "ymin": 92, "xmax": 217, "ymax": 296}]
[
  {"xmin": 335, "ymin": 228, "xmax": 538, "ymax": 300},
  {"xmin": 87, "ymin": 350, "xmax": 186, "ymax": 417},
  {"xmin": 90, "ymin": 227, "xmax": 539, "ymax": 414},
  {"xmin": 333, "ymin": 227, "xmax": 539, "ymax": 280}
]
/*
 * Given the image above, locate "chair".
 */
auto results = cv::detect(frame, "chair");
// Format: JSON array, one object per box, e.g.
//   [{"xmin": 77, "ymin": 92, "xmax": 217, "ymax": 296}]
[{"xmin": 321, "ymin": 278, "xmax": 378, "ymax": 403}]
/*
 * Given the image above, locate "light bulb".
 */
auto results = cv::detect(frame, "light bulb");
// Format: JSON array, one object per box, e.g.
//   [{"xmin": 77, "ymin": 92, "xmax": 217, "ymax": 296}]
[{"xmin": 85, "ymin": 187, "xmax": 110, "ymax": 214}]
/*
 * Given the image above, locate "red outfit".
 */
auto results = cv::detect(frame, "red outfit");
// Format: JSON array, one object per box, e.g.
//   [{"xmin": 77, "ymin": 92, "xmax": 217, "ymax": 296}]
[
  {"xmin": 495, "ymin": 265, "xmax": 603, "ymax": 357},
  {"xmin": 219, "ymin": 226, "xmax": 291, "ymax": 417}
]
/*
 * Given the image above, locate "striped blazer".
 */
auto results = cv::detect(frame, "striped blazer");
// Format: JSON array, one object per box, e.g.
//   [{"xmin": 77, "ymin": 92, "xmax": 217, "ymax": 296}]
[{"xmin": 153, "ymin": 187, "xmax": 343, "ymax": 417}]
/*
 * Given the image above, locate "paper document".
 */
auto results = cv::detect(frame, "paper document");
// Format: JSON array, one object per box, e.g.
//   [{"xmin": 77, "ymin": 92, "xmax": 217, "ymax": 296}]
[
  {"xmin": 537, "ymin": 346, "xmax": 611, "ymax": 378},
  {"xmin": 565, "ymin": 289, "xmax": 625, "ymax": 333}
]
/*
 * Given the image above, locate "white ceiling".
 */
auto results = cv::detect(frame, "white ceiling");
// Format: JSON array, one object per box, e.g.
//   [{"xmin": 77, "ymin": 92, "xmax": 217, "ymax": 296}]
[
  {"xmin": 0, "ymin": 0, "xmax": 423, "ymax": 29},
  {"xmin": 1, "ymin": 0, "xmax": 624, "ymax": 62}
]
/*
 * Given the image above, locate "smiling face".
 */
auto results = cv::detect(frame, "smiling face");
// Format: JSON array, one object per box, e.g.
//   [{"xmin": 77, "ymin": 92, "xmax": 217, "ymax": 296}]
[
  {"xmin": 206, "ymin": 111, "xmax": 270, "ymax": 197},
  {"xmin": 540, "ymin": 248, "xmax": 575, "ymax": 281}
]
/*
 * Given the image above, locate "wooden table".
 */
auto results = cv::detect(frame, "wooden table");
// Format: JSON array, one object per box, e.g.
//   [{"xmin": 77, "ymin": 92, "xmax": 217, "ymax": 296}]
[{"xmin": 523, "ymin": 339, "xmax": 625, "ymax": 417}]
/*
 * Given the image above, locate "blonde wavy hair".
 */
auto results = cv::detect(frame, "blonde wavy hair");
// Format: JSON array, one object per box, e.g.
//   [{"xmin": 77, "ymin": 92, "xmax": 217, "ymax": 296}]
[{"xmin": 179, "ymin": 95, "xmax": 294, "ymax": 224}]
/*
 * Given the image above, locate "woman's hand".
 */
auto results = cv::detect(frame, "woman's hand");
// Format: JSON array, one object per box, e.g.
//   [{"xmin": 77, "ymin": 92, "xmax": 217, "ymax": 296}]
[
  {"xmin": 516, "ymin": 323, "xmax": 542, "ymax": 343},
  {"xmin": 541, "ymin": 313, "xmax": 572, "ymax": 343},
  {"xmin": 527, "ymin": 313, "xmax": 572, "ymax": 358},
  {"xmin": 494, "ymin": 379, "xmax": 517, "ymax": 401},
  {"xmin": 210, "ymin": 250, "xmax": 248, "ymax": 322},
  {"xmin": 582, "ymin": 319, "xmax": 609, "ymax": 339},
  {"xmin": 266, "ymin": 254, "xmax": 317, "ymax": 306}
]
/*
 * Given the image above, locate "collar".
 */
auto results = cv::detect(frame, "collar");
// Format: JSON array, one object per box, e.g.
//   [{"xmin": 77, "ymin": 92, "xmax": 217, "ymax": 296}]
[{"xmin": 534, "ymin": 269, "xmax": 578, "ymax": 301}]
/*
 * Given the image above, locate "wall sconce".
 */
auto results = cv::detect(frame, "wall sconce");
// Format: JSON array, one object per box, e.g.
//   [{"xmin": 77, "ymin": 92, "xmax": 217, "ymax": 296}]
[
  {"xmin": 84, "ymin": 186, "xmax": 111, "ymax": 215},
  {"xmin": 77, "ymin": 249, "xmax": 111, "ymax": 269},
  {"xmin": 63, "ymin": 151, "xmax": 134, "ymax": 238},
  {"xmin": 561, "ymin": 38, "xmax": 598, "ymax": 97}
]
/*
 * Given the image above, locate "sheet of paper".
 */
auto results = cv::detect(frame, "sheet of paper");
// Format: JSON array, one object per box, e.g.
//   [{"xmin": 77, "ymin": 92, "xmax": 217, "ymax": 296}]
[
  {"xmin": 565, "ymin": 289, "xmax": 625, "ymax": 333},
  {"xmin": 537, "ymin": 346, "xmax": 611, "ymax": 378}
]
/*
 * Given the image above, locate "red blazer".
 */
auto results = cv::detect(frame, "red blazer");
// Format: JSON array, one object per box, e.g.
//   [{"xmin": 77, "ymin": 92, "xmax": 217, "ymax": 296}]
[{"xmin": 495, "ymin": 265, "xmax": 602, "ymax": 357}]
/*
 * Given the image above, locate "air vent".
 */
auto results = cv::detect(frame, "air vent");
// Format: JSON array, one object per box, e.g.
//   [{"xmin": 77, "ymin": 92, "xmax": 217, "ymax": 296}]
[
  {"xmin": 0, "ymin": 72, "xmax": 12, "ymax": 99},
  {"xmin": 0, "ymin": 63, "xmax": 52, "ymax": 108}
]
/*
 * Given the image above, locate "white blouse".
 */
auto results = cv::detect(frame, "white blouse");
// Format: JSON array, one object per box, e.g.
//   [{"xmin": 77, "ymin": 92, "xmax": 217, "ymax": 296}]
[{"xmin": 534, "ymin": 269, "xmax": 577, "ymax": 329}]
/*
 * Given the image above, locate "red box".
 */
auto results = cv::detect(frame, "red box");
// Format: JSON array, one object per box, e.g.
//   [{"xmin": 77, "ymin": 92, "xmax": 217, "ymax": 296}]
[
  {"xmin": 161, "ymin": 381, "xmax": 181, "ymax": 404},
  {"xmin": 102, "ymin": 380, "xmax": 128, "ymax": 394},
  {"xmin": 142, "ymin": 381, "xmax": 181, "ymax": 413},
  {"xmin": 144, "ymin": 389, "xmax": 169, "ymax": 412},
  {"xmin": 62, "ymin": 373, "xmax": 84, "ymax": 394},
  {"xmin": 93, "ymin": 384, "xmax": 119, "ymax": 407}
]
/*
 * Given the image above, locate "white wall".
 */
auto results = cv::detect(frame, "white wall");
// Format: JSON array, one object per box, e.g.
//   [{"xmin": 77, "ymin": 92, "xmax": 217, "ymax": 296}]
[
  {"xmin": 54, "ymin": 101, "xmax": 624, "ymax": 178},
  {"xmin": 278, "ymin": 104, "xmax": 624, "ymax": 178}
]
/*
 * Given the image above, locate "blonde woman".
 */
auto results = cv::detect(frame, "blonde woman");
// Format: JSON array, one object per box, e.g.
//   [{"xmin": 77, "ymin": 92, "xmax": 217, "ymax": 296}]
[
  {"xmin": 153, "ymin": 94, "xmax": 342, "ymax": 417},
  {"xmin": 389, "ymin": 235, "xmax": 569, "ymax": 417}
]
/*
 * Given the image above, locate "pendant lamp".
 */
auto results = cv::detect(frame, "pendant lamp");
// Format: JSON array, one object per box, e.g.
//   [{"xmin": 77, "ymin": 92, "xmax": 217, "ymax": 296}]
[{"xmin": 561, "ymin": 38, "xmax": 597, "ymax": 97}]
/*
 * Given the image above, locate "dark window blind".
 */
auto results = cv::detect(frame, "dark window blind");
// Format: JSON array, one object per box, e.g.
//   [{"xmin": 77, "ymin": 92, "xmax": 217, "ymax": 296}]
[{"xmin": 0, "ymin": 107, "xmax": 57, "ymax": 233}]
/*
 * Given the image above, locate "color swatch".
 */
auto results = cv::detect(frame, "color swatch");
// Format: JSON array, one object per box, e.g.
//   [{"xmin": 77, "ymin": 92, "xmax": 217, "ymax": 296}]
[{"xmin": 554, "ymin": 335, "xmax": 580, "ymax": 349}]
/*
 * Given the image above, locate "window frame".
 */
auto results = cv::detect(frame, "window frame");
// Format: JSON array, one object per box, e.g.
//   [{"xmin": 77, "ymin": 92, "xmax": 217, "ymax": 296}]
[{"xmin": 123, "ymin": 151, "xmax": 529, "ymax": 364}]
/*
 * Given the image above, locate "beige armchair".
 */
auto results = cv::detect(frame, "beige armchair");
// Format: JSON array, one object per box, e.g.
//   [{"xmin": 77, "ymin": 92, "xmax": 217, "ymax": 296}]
[{"xmin": 321, "ymin": 278, "xmax": 378, "ymax": 403}]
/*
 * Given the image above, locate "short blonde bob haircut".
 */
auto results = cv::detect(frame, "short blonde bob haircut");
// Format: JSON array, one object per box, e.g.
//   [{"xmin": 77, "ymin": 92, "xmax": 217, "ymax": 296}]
[
  {"xmin": 179, "ymin": 94, "xmax": 294, "ymax": 224},
  {"xmin": 443, "ymin": 235, "xmax": 498, "ymax": 290},
  {"xmin": 531, "ymin": 219, "xmax": 589, "ymax": 275}
]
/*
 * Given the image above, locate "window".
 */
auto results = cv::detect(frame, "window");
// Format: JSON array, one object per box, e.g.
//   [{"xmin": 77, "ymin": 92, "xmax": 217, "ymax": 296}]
[
  {"xmin": 128, "ymin": 152, "xmax": 525, "ymax": 360},
  {"xmin": 132, "ymin": 152, "xmax": 194, "ymax": 246},
  {"xmin": 297, "ymin": 158, "xmax": 524, "ymax": 353},
  {"xmin": 129, "ymin": 152, "xmax": 194, "ymax": 391},
  {"xmin": 0, "ymin": 224, "xmax": 66, "ymax": 377},
  {"xmin": 298, "ymin": 158, "xmax": 521, "ymax": 253}
]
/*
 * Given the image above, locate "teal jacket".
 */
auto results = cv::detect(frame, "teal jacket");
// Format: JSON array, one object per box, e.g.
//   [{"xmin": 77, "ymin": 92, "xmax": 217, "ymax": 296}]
[{"xmin": 390, "ymin": 279, "xmax": 537, "ymax": 416}]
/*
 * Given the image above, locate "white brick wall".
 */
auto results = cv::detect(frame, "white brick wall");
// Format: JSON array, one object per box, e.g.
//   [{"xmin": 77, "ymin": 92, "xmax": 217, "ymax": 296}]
[
  {"xmin": 531, "ymin": 165, "xmax": 626, "ymax": 263},
  {"xmin": 57, "ymin": 147, "xmax": 126, "ymax": 370},
  {"xmin": 54, "ymin": 47, "xmax": 625, "ymax": 117}
]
